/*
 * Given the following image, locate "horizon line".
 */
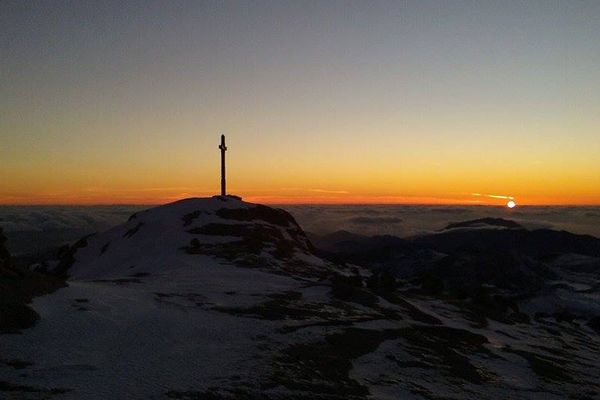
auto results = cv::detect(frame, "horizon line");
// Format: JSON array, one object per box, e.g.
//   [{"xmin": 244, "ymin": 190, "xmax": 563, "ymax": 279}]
[{"xmin": 1, "ymin": 200, "xmax": 600, "ymax": 207}]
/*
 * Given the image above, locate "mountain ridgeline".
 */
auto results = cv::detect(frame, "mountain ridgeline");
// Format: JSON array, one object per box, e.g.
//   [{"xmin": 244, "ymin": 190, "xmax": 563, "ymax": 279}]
[{"xmin": 310, "ymin": 217, "xmax": 600, "ymax": 319}]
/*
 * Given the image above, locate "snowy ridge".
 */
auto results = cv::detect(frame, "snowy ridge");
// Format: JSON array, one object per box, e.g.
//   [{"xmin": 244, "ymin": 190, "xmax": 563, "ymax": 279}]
[{"xmin": 66, "ymin": 196, "xmax": 327, "ymax": 280}]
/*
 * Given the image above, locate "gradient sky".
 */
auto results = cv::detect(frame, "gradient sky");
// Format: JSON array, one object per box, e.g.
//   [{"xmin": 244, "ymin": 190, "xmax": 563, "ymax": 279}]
[{"xmin": 2, "ymin": 1, "xmax": 600, "ymax": 205}]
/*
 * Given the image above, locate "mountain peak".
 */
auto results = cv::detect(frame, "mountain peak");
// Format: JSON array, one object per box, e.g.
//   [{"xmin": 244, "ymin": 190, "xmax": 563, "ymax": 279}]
[{"xmin": 60, "ymin": 197, "xmax": 328, "ymax": 280}]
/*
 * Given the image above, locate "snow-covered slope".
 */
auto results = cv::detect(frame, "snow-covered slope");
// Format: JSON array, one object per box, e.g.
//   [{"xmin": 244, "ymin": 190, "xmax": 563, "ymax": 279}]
[{"xmin": 61, "ymin": 196, "xmax": 327, "ymax": 280}]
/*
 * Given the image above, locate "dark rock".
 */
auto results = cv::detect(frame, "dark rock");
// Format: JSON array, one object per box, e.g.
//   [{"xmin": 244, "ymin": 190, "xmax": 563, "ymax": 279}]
[
  {"xmin": 426, "ymin": 251, "xmax": 550, "ymax": 294},
  {"xmin": 123, "ymin": 222, "xmax": 144, "ymax": 238},
  {"xmin": 0, "ymin": 228, "xmax": 66, "ymax": 333},
  {"xmin": 216, "ymin": 205, "xmax": 299, "ymax": 228},
  {"xmin": 0, "ymin": 303, "xmax": 39, "ymax": 334},
  {"xmin": 588, "ymin": 316, "xmax": 600, "ymax": 333},
  {"xmin": 54, "ymin": 234, "xmax": 94, "ymax": 276},
  {"xmin": 0, "ymin": 228, "xmax": 11, "ymax": 269}
]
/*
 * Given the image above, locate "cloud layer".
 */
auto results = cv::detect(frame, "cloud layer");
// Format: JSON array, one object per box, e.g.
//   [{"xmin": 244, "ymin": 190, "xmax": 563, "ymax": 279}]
[
  {"xmin": 1, "ymin": 204, "xmax": 599, "ymax": 256},
  {"xmin": 280, "ymin": 205, "xmax": 600, "ymax": 239}
]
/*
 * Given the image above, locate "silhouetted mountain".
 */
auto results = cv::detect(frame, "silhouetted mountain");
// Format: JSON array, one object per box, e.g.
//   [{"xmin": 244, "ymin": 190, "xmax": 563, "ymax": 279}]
[
  {"xmin": 310, "ymin": 231, "xmax": 444, "ymax": 278},
  {"xmin": 306, "ymin": 230, "xmax": 368, "ymax": 253},
  {"xmin": 310, "ymin": 220, "xmax": 600, "ymax": 302},
  {"xmin": 414, "ymin": 227, "xmax": 600, "ymax": 258},
  {"xmin": 444, "ymin": 217, "xmax": 524, "ymax": 230},
  {"xmin": 316, "ymin": 232, "xmax": 414, "ymax": 256}
]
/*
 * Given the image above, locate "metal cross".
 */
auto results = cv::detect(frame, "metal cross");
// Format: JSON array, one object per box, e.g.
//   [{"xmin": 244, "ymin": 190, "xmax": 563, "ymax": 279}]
[{"xmin": 219, "ymin": 134, "xmax": 227, "ymax": 196}]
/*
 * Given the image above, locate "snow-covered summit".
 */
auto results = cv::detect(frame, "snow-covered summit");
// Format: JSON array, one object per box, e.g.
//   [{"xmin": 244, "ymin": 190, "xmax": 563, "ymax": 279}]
[{"xmin": 61, "ymin": 196, "xmax": 328, "ymax": 280}]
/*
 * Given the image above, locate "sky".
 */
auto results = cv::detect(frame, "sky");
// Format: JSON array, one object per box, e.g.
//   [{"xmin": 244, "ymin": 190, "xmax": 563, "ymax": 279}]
[{"xmin": 1, "ymin": 0, "xmax": 600, "ymax": 206}]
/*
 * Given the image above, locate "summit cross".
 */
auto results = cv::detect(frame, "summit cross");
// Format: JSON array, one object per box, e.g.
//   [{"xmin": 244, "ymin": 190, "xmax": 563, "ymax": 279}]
[{"xmin": 219, "ymin": 134, "xmax": 227, "ymax": 196}]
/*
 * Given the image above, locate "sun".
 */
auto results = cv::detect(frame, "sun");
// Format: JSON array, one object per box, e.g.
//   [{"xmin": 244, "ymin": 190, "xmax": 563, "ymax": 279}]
[{"xmin": 507, "ymin": 200, "xmax": 516, "ymax": 208}]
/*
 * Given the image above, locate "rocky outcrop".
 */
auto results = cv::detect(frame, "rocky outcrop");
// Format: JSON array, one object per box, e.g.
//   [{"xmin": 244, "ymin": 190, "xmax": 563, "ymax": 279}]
[{"xmin": 0, "ymin": 228, "xmax": 65, "ymax": 333}]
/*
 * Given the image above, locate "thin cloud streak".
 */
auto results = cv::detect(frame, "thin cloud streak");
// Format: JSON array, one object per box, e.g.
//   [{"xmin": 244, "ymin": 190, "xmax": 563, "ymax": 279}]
[
  {"xmin": 307, "ymin": 189, "xmax": 350, "ymax": 194},
  {"xmin": 472, "ymin": 193, "xmax": 515, "ymax": 200}
]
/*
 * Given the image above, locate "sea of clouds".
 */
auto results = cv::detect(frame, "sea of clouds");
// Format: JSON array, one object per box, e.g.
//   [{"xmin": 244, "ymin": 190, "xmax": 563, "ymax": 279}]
[
  {"xmin": 0, "ymin": 205, "xmax": 147, "ymax": 256},
  {"xmin": 1, "ymin": 204, "xmax": 599, "ymax": 256},
  {"xmin": 282, "ymin": 205, "xmax": 600, "ymax": 239}
]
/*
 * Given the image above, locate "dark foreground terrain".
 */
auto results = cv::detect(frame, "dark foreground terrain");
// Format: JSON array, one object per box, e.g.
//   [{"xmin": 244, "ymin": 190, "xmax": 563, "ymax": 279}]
[
  {"xmin": 1, "ymin": 200, "xmax": 599, "ymax": 399},
  {"xmin": 0, "ymin": 228, "xmax": 65, "ymax": 334}
]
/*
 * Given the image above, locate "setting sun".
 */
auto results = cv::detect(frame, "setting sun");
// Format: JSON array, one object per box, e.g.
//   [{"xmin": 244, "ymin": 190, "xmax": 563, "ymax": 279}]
[{"xmin": 507, "ymin": 200, "xmax": 517, "ymax": 208}]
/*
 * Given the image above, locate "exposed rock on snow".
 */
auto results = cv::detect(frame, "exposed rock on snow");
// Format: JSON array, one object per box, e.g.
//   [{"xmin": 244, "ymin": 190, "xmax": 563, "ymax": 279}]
[{"xmin": 62, "ymin": 196, "xmax": 329, "ymax": 280}]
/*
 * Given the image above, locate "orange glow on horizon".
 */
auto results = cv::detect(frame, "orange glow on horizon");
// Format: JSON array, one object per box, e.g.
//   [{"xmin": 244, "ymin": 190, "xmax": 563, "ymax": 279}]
[
  {"xmin": 2, "ymin": 190, "xmax": 599, "ymax": 207},
  {"xmin": 3, "ymin": 3, "xmax": 600, "ymax": 209}
]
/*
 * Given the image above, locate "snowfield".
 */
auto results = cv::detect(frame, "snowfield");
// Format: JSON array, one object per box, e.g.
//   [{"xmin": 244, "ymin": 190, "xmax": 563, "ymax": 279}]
[
  {"xmin": 1, "ymin": 197, "xmax": 599, "ymax": 399},
  {"xmin": 1, "ymin": 263, "xmax": 303, "ymax": 399}
]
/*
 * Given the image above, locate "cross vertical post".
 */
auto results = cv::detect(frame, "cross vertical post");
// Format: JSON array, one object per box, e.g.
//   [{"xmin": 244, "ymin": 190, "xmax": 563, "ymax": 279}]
[{"xmin": 219, "ymin": 134, "xmax": 227, "ymax": 196}]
